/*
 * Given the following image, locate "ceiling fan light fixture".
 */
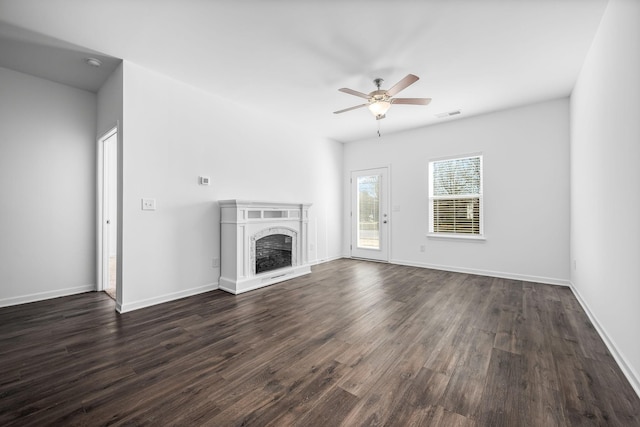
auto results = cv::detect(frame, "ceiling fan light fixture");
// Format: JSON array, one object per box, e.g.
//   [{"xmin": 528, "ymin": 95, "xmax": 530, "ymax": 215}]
[{"xmin": 368, "ymin": 100, "xmax": 391, "ymax": 117}]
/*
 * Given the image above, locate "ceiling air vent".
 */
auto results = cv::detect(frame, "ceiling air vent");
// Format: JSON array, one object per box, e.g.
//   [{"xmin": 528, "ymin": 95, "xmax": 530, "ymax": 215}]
[{"xmin": 435, "ymin": 110, "xmax": 461, "ymax": 118}]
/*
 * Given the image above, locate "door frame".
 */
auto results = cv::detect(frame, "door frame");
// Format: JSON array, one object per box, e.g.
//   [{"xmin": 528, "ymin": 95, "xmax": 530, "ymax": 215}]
[
  {"xmin": 96, "ymin": 125, "xmax": 118, "ymax": 293},
  {"xmin": 350, "ymin": 166, "xmax": 390, "ymax": 262}
]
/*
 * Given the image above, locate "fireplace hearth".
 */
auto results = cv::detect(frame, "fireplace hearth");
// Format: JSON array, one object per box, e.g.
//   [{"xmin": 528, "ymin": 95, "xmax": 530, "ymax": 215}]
[{"xmin": 219, "ymin": 200, "xmax": 312, "ymax": 294}]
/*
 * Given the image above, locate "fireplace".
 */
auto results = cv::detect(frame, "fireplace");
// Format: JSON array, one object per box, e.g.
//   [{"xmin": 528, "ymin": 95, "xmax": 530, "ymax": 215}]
[
  {"xmin": 219, "ymin": 200, "xmax": 312, "ymax": 294},
  {"xmin": 254, "ymin": 231, "xmax": 293, "ymax": 274}
]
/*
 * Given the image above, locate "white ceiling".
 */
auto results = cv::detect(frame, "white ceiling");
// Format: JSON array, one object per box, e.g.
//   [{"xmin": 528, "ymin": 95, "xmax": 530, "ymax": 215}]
[
  {"xmin": 0, "ymin": 22, "xmax": 121, "ymax": 92},
  {"xmin": 0, "ymin": 0, "xmax": 608, "ymax": 143}
]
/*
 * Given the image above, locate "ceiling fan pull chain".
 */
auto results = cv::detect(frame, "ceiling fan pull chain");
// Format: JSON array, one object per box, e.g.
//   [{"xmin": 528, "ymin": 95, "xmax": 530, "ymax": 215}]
[{"xmin": 377, "ymin": 120, "xmax": 381, "ymax": 137}]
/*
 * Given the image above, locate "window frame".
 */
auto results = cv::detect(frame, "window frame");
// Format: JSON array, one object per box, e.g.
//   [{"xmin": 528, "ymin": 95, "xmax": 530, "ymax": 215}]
[{"xmin": 428, "ymin": 153, "xmax": 485, "ymax": 240}]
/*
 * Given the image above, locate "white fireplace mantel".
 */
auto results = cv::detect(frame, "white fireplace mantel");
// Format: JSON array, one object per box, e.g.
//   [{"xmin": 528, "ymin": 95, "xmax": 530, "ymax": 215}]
[{"xmin": 219, "ymin": 200, "xmax": 312, "ymax": 294}]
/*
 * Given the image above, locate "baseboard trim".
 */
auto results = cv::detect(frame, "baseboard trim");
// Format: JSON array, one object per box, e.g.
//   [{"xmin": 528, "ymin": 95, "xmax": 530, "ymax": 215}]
[
  {"xmin": 117, "ymin": 282, "xmax": 219, "ymax": 313},
  {"xmin": 0, "ymin": 284, "xmax": 96, "ymax": 308},
  {"xmin": 389, "ymin": 259, "xmax": 570, "ymax": 287},
  {"xmin": 309, "ymin": 255, "xmax": 344, "ymax": 266},
  {"xmin": 569, "ymin": 282, "xmax": 640, "ymax": 399}
]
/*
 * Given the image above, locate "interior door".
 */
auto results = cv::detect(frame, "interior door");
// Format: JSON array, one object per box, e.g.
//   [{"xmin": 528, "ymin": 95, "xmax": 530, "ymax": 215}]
[
  {"xmin": 98, "ymin": 127, "xmax": 118, "ymax": 299},
  {"xmin": 351, "ymin": 167, "xmax": 389, "ymax": 262}
]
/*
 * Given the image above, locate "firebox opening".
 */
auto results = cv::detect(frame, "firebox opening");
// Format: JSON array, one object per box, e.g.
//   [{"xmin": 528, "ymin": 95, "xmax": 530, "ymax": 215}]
[{"xmin": 255, "ymin": 234, "xmax": 293, "ymax": 274}]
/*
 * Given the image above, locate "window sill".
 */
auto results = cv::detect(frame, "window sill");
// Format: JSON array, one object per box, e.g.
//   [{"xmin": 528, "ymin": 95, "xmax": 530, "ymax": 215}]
[{"xmin": 427, "ymin": 233, "xmax": 486, "ymax": 242}]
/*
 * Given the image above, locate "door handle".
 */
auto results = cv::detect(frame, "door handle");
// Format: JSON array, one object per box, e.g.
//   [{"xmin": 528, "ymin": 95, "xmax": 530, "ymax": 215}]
[{"xmin": 383, "ymin": 220, "xmax": 388, "ymax": 224}]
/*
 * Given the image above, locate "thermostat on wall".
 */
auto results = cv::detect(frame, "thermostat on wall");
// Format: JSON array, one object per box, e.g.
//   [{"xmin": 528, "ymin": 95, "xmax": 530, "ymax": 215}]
[{"xmin": 199, "ymin": 176, "xmax": 210, "ymax": 185}]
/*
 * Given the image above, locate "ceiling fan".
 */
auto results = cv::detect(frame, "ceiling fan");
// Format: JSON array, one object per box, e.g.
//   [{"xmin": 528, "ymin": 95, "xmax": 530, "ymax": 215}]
[{"xmin": 333, "ymin": 74, "xmax": 431, "ymax": 120}]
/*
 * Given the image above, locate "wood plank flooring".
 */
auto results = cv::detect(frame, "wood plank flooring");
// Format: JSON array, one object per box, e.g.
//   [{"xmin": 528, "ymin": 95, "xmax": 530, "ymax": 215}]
[{"xmin": 1, "ymin": 259, "xmax": 639, "ymax": 426}]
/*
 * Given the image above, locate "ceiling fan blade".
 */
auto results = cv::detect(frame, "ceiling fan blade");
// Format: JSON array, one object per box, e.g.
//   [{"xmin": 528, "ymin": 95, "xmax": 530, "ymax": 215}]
[
  {"xmin": 386, "ymin": 74, "xmax": 419, "ymax": 97},
  {"xmin": 338, "ymin": 88, "xmax": 370, "ymax": 99},
  {"xmin": 333, "ymin": 104, "xmax": 368, "ymax": 114},
  {"xmin": 391, "ymin": 98, "xmax": 432, "ymax": 105}
]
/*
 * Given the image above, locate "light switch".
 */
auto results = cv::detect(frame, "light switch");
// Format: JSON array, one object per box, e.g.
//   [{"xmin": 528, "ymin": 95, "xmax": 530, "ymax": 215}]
[{"xmin": 141, "ymin": 198, "xmax": 156, "ymax": 211}]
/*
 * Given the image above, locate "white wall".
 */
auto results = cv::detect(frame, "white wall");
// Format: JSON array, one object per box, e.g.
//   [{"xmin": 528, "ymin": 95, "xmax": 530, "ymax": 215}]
[
  {"xmin": 344, "ymin": 98, "xmax": 570, "ymax": 284},
  {"xmin": 570, "ymin": 0, "xmax": 640, "ymax": 395},
  {"xmin": 119, "ymin": 62, "xmax": 343, "ymax": 312},
  {"xmin": 97, "ymin": 62, "xmax": 123, "ymax": 138},
  {"xmin": 0, "ymin": 66, "xmax": 97, "ymax": 306}
]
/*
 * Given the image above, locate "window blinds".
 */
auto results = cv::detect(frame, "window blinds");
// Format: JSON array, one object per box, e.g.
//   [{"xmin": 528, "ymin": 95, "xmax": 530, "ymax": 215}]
[{"xmin": 430, "ymin": 155, "xmax": 483, "ymax": 235}]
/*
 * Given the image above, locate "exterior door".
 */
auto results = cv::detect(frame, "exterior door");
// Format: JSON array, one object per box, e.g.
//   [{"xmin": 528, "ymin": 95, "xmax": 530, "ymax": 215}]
[{"xmin": 351, "ymin": 167, "xmax": 389, "ymax": 262}]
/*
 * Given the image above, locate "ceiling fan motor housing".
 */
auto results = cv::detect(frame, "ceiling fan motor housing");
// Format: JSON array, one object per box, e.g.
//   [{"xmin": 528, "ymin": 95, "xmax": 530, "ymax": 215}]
[{"xmin": 370, "ymin": 89, "xmax": 390, "ymax": 102}]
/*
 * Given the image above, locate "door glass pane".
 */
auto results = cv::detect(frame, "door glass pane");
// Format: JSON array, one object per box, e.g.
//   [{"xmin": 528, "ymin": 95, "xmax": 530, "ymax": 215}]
[{"xmin": 357, "ymin": 174, "xmax": 380, "ymax": 249}]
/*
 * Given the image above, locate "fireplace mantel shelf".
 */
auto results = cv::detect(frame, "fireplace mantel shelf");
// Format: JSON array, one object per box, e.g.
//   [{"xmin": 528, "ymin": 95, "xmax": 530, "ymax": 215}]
[
  {"xmin": 219, "ymin": 200, "xmax": 312, "ymax": 294},
  {"xmin": 219, "ymin": 200, "xmax": 312, "ymax": 209}
]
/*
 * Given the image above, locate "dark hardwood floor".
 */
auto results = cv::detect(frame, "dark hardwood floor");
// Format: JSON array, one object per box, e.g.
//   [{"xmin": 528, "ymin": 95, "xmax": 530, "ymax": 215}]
[{"xmin": 1, "ymin": 259, "xmax": 638, "ymax": 426}]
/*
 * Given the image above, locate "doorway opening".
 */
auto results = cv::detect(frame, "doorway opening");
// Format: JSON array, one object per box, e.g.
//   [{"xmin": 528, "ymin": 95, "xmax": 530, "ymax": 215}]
[{"xmin": 98, "ymin": 126, "xmax": 118, "ymax": 301}]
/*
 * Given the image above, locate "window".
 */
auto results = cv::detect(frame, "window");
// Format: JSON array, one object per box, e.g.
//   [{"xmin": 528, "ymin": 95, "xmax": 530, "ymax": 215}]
[
  {"xmin": 429, "ymin": 154, "xmax": 483, "ymax": 237},
  {"xmin": 357, "ymin": 174, "xmax": 380, "ymax": 249}
]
